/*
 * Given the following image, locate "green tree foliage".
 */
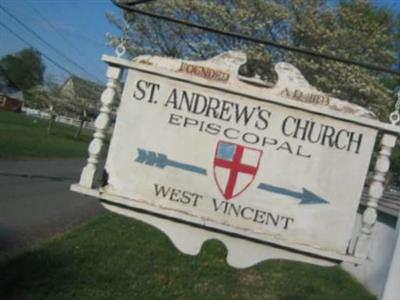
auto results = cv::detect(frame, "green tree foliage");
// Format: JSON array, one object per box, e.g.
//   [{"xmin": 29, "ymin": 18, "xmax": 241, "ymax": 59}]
[
  {"xmin": 0, "ymin": 48, "xmax": 45, "ymax": 92},
  {"xmin": 289, "ymin": 0, "xmax": 399, "ymax": 119},
  {"xmin": 28, "ymin": 77, "xmax": 66, "ymax": 135},
  {"xmin": 107, "ymin": 0, "xmax": 399, "ymax": 118},
  {"xmin": 107, "ymin": 0, "xmax": 400, "ymax": 184}
]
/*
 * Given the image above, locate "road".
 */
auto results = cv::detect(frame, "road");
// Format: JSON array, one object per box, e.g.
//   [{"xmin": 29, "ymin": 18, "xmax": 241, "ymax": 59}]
[{"xmin": 0, "ymin": 159, "xmax": 105, "ymax": 262}]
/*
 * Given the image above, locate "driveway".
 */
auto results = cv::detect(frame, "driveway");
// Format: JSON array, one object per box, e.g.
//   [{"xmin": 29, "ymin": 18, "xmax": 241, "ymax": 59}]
[{"xmin": 0, "ymin": 159, "xmax": 105, "ymax": 262}]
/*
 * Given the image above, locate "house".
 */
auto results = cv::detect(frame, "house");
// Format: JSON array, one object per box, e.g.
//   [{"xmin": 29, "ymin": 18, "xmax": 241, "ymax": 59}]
[
  {"xmin": 58, "ymin": 75, "xmax": 105, "ymax": 119},
  {"xmin": 0, "ymin": 74, "xmax": 24, "ymax": 112}
]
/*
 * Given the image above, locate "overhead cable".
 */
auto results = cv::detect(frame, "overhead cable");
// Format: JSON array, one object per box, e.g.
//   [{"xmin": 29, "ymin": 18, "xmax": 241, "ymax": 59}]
[
  {"xmin": 111, "ymin": 0, "xmax": 399, "ymax": 76},
  {"xmin": 0, "ymin": 4, "xmax": 102, "ymax": 82},
  {"xmin": 0, "ymin": 21, "xmax": 74, "ymax": 76}
]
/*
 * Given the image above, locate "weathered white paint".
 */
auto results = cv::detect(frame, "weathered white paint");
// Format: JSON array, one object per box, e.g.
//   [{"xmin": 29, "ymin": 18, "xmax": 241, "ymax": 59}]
[
  {"xmin": 343, "ymin": 212, "xmax": 398, "ymax": 298},
  {"xmin": 105, "ymin": 65, "xmax": 377, "ymax": 261},
  {"xmin": 72, "ymin": 52, "xmax": 400, "ymax": 268},
  {"xmin": 79, "ymin": 65, "xmax": 122, "ymax": 188},
  {"xmin": 381, "ymin": 213, "xmax": 400, "ymax": 300},
  {"xmin": 353, "ymin": 134, "xmax": 398, "ymax": 259}
]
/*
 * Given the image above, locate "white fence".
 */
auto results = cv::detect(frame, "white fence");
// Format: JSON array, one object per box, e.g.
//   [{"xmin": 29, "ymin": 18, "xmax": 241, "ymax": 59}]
[{"xmin": 21, "ymin": 107, "xmax": 97, "ymax": 130}]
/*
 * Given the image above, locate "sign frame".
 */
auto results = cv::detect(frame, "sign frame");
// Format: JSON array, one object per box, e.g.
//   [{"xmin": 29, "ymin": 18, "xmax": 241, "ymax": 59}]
[{"xmin": 71, "ymin": 54, "xmax": 400, "ymax": 268}]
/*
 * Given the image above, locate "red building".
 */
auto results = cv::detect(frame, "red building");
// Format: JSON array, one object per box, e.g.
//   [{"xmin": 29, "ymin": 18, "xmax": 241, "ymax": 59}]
[{"xmin": 0, "ymin": 76, "xmax": 24, "ymax": 112}]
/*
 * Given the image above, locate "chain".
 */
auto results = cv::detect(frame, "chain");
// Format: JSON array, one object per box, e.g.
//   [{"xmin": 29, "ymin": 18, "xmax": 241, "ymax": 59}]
[
  {"xmin": 115, "ymin": 21, "xmax": 130, "ymax": 58},
  {"xmin": 389, "ymin": 89, "xmax": 400, "ymax": 126}
]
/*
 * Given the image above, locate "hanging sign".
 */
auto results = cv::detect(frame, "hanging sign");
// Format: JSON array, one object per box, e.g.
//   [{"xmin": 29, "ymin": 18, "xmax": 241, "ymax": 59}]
[{"xmin": 72, "ymin": 52, "xmax": 400, "ymax": 267}]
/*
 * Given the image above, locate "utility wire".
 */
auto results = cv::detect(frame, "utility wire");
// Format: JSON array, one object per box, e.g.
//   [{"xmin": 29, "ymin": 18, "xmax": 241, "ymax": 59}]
[
  {"xmin": 22, "ymin": 0, "xmax": 105, "ymax": 75},
  {"xmin": 22, "ymin": 0, "xmax": 83, "ymax": 55},
  {"xmin": 0, "ymin": 21, "xmax": 74, "ymax": 76},
  {"xmin": 0, "ymin": 4, "xmax": 102, "ymax": 82},
  {"xmin": 112, "ymin": 0, "xmax": 400, "ymax": 76}
]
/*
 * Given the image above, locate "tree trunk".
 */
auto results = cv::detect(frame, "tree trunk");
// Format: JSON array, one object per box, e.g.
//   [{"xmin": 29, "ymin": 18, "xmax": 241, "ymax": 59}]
[
  {"xmin": 47, "ymin": 115, "xmax": 54, "ymax": 135},
  {"xmin": 75, "ymin": 119, "xmax": 84, "ymax": 139}
]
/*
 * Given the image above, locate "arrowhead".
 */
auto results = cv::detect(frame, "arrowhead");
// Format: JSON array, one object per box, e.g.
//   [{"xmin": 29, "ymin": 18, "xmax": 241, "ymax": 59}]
[
  {"xmin": 300, "ymin": 188, "xmax": 329, "ymax": 205},
  {"xmin": 135, "ymin": 149, "xmax": 147, "ymax": 163}
]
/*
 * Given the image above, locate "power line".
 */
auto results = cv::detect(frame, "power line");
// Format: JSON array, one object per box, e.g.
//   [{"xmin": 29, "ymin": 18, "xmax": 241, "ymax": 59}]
[
  {"xmin": 112, "ymin": 0, "xmax": 400, "ymax": 77},
  {"xmin": 22, "ymin": 0, "xmax": 105, "ymax": 75},
  {"xmin": 0, "ymin": 4, "xmax": 102, "ymax": 82},
  {"xmin": 0, "ymin": 20, "xmax": 74, "ymax": 76},
  {"xmin": 22, "ymin": 0, "xmax": 83, "ymax": 56}
]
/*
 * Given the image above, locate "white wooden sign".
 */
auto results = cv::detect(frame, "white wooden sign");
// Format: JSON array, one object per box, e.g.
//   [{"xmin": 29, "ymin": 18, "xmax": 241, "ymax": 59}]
[{"xmin": 71, "ymin": 52, "xmax": 399, "ymax": 268}]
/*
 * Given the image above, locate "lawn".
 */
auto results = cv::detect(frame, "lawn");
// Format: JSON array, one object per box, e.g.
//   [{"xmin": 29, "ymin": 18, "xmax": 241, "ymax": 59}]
[
  {"xmin": 0, "ymin": 110, "xmax": 93, "ymax": 158},
  {"xmin": 0, "ymin": 213, "xmax": 376, "ymax": 300}
]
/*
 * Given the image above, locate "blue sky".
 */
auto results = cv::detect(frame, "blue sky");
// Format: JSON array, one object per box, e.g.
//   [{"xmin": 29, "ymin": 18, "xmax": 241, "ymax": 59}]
[
  {"xmin": 0, "ymin": 0, "xmax": 120, "ymax": 84},
  {"xmin": 0, "ymin": 0, "xmax": 399, "ymax": 85}
]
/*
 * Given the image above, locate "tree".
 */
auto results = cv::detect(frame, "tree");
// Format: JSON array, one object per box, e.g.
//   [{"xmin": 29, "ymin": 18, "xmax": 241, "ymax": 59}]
[
  {"xmin": 57, "ymin": 76, "xmax": 104, "ymax": 138},
  {"xmin": 107, "ymin": 0, "xmax": 399, "ymax": 118},
  {"xmin": 0, "ymin": 48, "xmax": 45, "ymax": 92},
  {"xmin": 108, "ymin": 0, "xmax": 400, "ymax": 185},
  {"xmin": 289, "ymin": 0, "xmax": 399, "ymax": 119},
  {"xmin": 28, "ymin": 77, "xmax": 65, "ymax": 135}
]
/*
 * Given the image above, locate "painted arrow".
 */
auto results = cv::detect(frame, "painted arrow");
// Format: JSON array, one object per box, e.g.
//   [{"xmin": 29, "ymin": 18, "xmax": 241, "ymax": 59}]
[
  {"xmin": 135, "ymin": 148, "xmax": 207, "ymax": 175},
  {"xmin": 257, "ymin": 183, "xmax": 329, "ymax": 205}
]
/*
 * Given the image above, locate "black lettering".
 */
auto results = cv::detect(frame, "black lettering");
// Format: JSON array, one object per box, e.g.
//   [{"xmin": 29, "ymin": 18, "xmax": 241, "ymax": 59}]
[
  {"xmin": 321, "ymin": 125, "xmax": 336, "ymax": 147},
  {"xmin": 192, "ymin": 93, "xmax": 208, "ymax": 114},
  {"xmin": 255, "ymin": 108, "xmax": 270, "ymax": 130},
  {"xmin": 347, "ymin": 132, "xmax": 363, "ymax": 154},
  {"xmin": 133, "ymin": 79, "xmax": 147, "ymax": 101},
  {"xmin": 277, "ymin": 142, "xmax": 293, "ymax": 154},
  {"xmin": 168, "ymin": 113, "xmax": 182, "ymax": 126},
  {"xmin": 224, "ymin": 128, "xmax": 240, "ymax": 139},
  {"xmin": 234, "ymin": 104, "xmax": 256, "ymax": 126},
  {"xmin": 178, "ymin": 90, "xmax": 194, "ymax": 112},
  {"xmin": 227, "ymin": 203, "xmax": 241, "ymax": 217},
  {"xmin": 261, "ymin": 137, "xmax": 278, "ymax": 146},
  {"xmin": 335, "ymin": 129, "xmax": 350, "ymax": 150},
  {"xmin": 282, "ymin": 217, "xmax": 294, "ymax": 230},
  {"xmin": 296, "ymin": 145, "xmax": 312, "ymax": 158},
  {"xmin": 169, "ymin": 189, "xmax": 180, "ymax": 202},
  {"xmin": 205, "ymin": 123, "xmax": 221, "ymax": 135},
  {"xmin": 266, "ymin": 213, "xmax": 279, "ymax": 227},
  {"xmin": 212, "ymin": 198, "xmax": 226, "ymax": 212},
  {"xmin": 192, "ymin": 193, "xmax": 202, "ymax": 207},
  {"xmin": 293, "ymin": 120, "xmax": 310, "ymax": 140},
  {"xmin": 253, "ymin": 210, "xmax": 266, "ymax": 223},
  {"xmin": 181, "ymin": 191, "xmax": 192, "ymax": 204},
  {"xmin": 147, "ymin": 82, "xmax": 160, "ymax": 103},
  {"xmin": 205, "ymin": 97, "xmax": 221, "ymax": 118},
  {"xmin": 282, "ymin": 116, "xmax": 296, "ymax": 136},
  {"xmin": 165, "ymin": 88, "xmax": 178, "ymax": 108},
  {"xmin": 307, "ymin": 122, "xmax": 323, "ymax": 143},
  {"xmin": 219, "ymin": 100, "xmax": 234, "ymax": 121},
  {"xmin": 183, "ymin": 117, "xmax": 199, "ymax": 128},
  {"xmin": 241, "ymin": 207, "xmax": 254, "ymax": 220},
  {"xmin": 154, "ymin": 184, "xmax": 170, "ymax": 198},
  {"xmin": 243, "ymin": 132, "xmax": 259, "ymax": 144}
]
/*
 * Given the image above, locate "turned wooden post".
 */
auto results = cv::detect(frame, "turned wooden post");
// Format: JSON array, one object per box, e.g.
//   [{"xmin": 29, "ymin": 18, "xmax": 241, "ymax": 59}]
[
  {"xmin": 353, "ymin": 134, "xmax": 397, "ymax": 258},
  {"xmin": 79, "ymin": 64, "xmax": 122, "ymax": 188}
]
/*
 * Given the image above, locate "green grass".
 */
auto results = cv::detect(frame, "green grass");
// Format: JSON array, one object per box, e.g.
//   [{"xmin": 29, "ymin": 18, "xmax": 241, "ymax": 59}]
[
  {"xmin": 0, "ymin": 110, "xmax": 92, "ymax": 158},
  {"xmin": 0, "ymin": 213, "xmax": 376, "ymax": 300}
]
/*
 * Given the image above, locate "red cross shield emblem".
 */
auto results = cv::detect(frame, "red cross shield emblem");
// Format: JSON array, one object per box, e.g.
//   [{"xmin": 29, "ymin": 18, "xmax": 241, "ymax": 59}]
[{"xmin": 213, "ymin": 141, "xmax": 263, "ymax": 200}]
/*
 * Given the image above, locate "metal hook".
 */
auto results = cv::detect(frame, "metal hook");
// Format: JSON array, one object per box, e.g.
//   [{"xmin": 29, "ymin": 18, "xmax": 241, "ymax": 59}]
[
  {"xmin": 390, "ymin": 90, "xmax": 400, "ymax": 126},
  {"xmin": 115, "ymin": 43, "xmax": 126, "ymax": 58}
]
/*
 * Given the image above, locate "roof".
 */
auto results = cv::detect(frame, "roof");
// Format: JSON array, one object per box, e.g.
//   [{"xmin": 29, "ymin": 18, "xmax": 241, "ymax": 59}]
[
  {"xmin": 0, "ymin": 74, "xmax": 24, "ymax": 102},
  {"xmin": 59, "ymin": 75, "xmax": 104, "ymax": 102}
]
